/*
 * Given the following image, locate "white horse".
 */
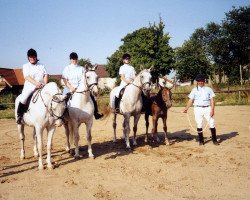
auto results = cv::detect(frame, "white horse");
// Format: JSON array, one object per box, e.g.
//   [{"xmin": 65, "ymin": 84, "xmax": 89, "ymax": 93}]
[
  {"xmin": 110, "ymin": 69, "xmax": 152, "ymax": 149},
  {"xmin": 15, "ymin": 82, "xmax": 67, "ymax": 169},
  {"xmin": 64, "ymin": 65, "xmax": 99, "ymax": 159}
]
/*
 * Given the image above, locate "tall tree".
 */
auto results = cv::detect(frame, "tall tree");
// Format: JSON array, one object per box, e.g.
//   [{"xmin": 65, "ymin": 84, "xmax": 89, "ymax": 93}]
[
  {"xmin": 78, "ymin": 58, "xmax": 92, "ymax": 68},
  {"xmin": 175, "ymin": 38, "xmax": 211, "ymax": 84},
  {"xmin": 106, "ymin": 19, "xmax": 174, "ymax": 83}
]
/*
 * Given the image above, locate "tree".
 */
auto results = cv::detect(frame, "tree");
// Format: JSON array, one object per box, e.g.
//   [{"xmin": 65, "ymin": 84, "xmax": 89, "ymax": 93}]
[
  {"xmin": 175, "ymin": 38, "xmax": 211, "ymax": 84},
  {"xmin": 191, "ymin": 6, "xmax": 250, "ymax": 84},
  {"xmin": 106, "ymin": 18, "xmax": 174, "ymax": 83},
  {"xmin": 78, "ymin": 58, "xmax": 92, "ymax": 69}
]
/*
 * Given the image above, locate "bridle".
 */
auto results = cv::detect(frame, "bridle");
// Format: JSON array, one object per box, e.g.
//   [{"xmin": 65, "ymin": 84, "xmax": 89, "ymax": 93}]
[
  {"xmin": 33, "ymin": 89, "xmax": 66, "ymax": 120},
  {"xmin": 76, "ymin": 70, "xmax": 98, "ymax": 95},
  {"xmin": 131, "ymin": 72, "xmax": 151, "ymax": 91}
]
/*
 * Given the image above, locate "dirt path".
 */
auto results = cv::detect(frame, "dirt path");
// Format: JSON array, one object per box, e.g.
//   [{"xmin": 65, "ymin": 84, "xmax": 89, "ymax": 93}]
[{"xmin": 0, "ymin": 106, "xmax": 250, "ymax": 200}]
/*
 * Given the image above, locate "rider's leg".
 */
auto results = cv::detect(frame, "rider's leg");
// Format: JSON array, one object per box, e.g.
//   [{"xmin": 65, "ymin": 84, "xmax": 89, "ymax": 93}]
[{"xmin": 90, "ymin": 94, "xmax": 103, "ymax": 119}]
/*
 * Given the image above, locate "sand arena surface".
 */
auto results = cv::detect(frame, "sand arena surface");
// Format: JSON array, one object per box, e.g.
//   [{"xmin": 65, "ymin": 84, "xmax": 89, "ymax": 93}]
[{"xmin": 0, "ymin": 106, "xmax": 250, "ymax": 200}]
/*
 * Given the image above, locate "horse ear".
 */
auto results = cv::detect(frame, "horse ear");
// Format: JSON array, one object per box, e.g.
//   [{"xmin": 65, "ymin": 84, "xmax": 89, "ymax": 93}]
[
  {"xmin": 93, "ymin": 64, "xmax": 98, "ymax": 71},
  {"xmin": 148, "ymin": 65, "xmax": 153, "ymax": 72}
]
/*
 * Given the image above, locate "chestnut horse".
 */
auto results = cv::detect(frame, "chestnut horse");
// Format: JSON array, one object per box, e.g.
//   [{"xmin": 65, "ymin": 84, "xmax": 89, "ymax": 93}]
[{"xmin": 145, "ymin": 86, "xmax": 172, "ymax": 145}]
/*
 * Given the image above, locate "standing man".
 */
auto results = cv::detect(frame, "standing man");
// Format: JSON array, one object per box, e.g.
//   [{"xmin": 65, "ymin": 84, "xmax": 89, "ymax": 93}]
[
  {"xmin": 16, "ymin": 48, "xmax": 48, "ymax": 124},
  {"xmin": 62, "ymin": 52, "xmax": 103, "ymax": 119},
  {"xmin": 183, "ymin": 74, "xmax": 219, "ymax": 145}
]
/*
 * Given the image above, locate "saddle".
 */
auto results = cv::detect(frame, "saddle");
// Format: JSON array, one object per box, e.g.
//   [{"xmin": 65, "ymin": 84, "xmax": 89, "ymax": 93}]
[
  {"xmin": 23, "ymin": 88, "xmax": 40, "ymax": 113},
  {"xmin": 114, "ymin": 86, "xmax": 148, "ymax": 114}
]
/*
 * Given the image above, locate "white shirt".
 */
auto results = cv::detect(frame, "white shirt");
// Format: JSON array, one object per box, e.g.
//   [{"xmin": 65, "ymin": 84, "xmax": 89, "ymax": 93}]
[
  {"xmin": 62, "ymin": 64, "xmax": 86, "ymax": 89},
  {"xmin": 22, "ymin": 62, "xmax": 47, "ymax": 90},
  {"xmin": 188, "ymin": 86, "xmax": 215, "ymax": 106},
  {"xmin": 119, "ymin": 64, "xmax": 136, "ymax": 85}
]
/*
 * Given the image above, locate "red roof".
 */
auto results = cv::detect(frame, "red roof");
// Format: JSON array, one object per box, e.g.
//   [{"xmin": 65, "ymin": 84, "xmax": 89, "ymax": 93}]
[
  {"xmin": 96, "ymin": 65, "xmax": 109, "ymax": 78},
  {"xmin": 0, "ymin": 68, "xmax": 24, "ymax": 85}
]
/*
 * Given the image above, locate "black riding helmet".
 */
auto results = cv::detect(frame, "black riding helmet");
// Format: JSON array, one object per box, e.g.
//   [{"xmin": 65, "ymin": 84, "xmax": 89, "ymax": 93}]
[
  {"xmin": 70, "ymin": 52, "xmax": 78, "ymax": 60},
  {"xmin": 122, "ymin": 53, "xmax": 131, "ymax": 60},
  {"xmin": 27, "ymin": 48, "xmax": 37, "ymax": 57},
  {"xmin": 195, "ymin": 74, "xmax": 206, "ymax": 81}
]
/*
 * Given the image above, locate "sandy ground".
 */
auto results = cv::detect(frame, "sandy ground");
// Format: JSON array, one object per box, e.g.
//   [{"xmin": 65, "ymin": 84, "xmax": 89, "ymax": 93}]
[{"xmin": 0, "ymin": 106, "xmax": 250, "ymax": 200}]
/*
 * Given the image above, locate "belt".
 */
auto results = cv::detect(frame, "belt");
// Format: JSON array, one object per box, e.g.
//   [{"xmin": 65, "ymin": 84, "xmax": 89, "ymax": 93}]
[{"xmin": 195, "ymin": 105, "xmax": 210, "ymax": 108}]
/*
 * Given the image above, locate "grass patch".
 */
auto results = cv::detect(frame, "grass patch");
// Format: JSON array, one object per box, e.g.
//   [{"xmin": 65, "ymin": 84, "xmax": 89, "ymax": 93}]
[{"xmin": 0, "ymin": 109, "xmax": 15, "ymax": 119}]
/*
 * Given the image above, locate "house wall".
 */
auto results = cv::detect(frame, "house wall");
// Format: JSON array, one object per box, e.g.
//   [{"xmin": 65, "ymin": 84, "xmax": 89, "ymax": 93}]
[{"xmin": 98, "ymin": 77, "xmax": 117, "ymax": 89}]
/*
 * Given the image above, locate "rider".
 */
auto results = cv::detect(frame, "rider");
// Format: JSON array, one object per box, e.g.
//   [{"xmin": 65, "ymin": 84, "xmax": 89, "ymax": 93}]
[
  {"xmin": 62, "ymin": 52, "xmax": 103, "ymax": 119},
  {"xmin": 183, "ymin": 73, "xmax": 219, "ymax": 145},
  {"xmin": 114, "ymin": 53, "xmax": 136, "ymax": 111},
  {"xmin": 16, "ymin": 48, "xmax": 48, "ymax": 124}
]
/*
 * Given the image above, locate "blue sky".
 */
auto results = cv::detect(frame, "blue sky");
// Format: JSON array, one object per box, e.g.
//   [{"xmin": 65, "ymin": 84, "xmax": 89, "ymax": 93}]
[{"xmin": 0, "ymin": 0, "xmax": 249, "ymax": 74}]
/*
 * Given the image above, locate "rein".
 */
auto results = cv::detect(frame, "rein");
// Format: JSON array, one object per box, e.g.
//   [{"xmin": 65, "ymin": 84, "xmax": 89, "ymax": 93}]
[{"xmin": 37, "ymin": 89, "xmax": 65, "ymax": 120}]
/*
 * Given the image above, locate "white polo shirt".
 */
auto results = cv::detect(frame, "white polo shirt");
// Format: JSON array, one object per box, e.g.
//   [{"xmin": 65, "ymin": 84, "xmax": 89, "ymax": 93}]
[
  {"xmin": 22, "ymin": 62, "xmax": 47, "ymax": 90},
  {"xmin": 62, "ymin": 64, "xmax": 86, "ymax": 88},
  {"xmin": 188, "ymin": 86, "xmax": 215, "ymax": 106},
  {"xmin": 119, "ymin": 64, "xmax": 136, "ymax": 85}
]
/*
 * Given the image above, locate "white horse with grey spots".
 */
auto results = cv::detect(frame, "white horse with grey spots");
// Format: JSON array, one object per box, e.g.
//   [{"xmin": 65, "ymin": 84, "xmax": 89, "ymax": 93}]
[
  {"xmin": 110, "ymin": 69, "xmax": 152, "ymax": 149},
  {"xmin": 15, "ymin": 82, "xmax": 67, "ymax": 170},
  {"xmin": 63, "ymin": 65, "xmax": 99, "ymax": 159}
]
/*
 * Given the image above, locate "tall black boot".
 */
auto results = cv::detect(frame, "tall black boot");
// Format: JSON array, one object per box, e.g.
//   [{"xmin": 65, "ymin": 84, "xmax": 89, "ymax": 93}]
[
  {"xmin": 197, "ymin": 128, "xmax": 204, "ymax": 145},
  {"xmin": 210, "ymin": 128, "xmax": 219, "ymax": 145},
  {"xmin": 90, "ymin": 95, "xmax": 103, "ymax": 120},
  {"xmin": 17, "ymin": 102, "xmax": 26, "ymax": 124}
]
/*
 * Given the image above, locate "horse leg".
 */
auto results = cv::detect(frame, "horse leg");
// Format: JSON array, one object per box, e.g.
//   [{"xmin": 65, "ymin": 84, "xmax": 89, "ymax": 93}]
[
  {"xmin": 124, "ymin": 115, "xmax": 131, "ymax": 149},
  {"xmin": 162, "ymin": 117, "xmax": 170, "ymax": 145},
  {"xmin": 132, "ymin": 114, "xmax": 141, "ymax": 146},
  {"xmin": 46, "ymin": 126, "xmax": 56, "ymax": 169},
  {"xmin": 86, "ymin": 120, "xmax": 94, "ymax": 158},
  {"xmin": 64, "ymin": 122, "xmax": 70, "ymax": 152},
  {"xmin": 145, "ymin": 113, "xmax": 149, "ymax": 143},
  {"xmin": 18, "ymin": 124, "xmax": 25, "ymax": 159},
  {"xmin": 113, "ymin": 113, "xmax": 117, "ymax": 143},
  {"xmin": 33, "ymin": 128, "xmax": 38, "ymax": 157},
  {"xmin": 72, "ymin": 123, "xmax": 80, "ymax": 159},
  {"xmin": 35, "ymin": 126, "xmax": 44, "ymax": 170},
  {"xmin": 152, "ymin": 116, "xmax": 160, "ymax": 142}
]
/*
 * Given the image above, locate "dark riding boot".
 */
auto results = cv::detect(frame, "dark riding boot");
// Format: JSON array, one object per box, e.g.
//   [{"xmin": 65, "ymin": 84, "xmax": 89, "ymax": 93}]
[
  {"xmin": 90, "ymin": 95, "xmax": 103, "ymax": 120},
  {"xmin": 114, "ymin": 96, "xmax": 119, "ymax": 113},
  {"xmin": 210, "ymin": 128, "xmax": 219, "ymax": 145},
  {"xmin": 197, "ymin": 128, "xmax": 204, "ymax": 145},
  {"xmin": 16, "ymin": 102, "xmax": 26, "ymax": 124}
]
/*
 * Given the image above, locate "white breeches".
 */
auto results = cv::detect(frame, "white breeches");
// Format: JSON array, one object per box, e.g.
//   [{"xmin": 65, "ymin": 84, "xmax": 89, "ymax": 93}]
[
  {"xmin": 193, "ymin": 106, "xmax": 215, "ymax": 129},
  {"xmin": 19, "ymin": 87, "xmax": 34, "ymax": 104},
  {"xmin": 115, "ymin": 82, "xmax": 127, "ymax": 97}
]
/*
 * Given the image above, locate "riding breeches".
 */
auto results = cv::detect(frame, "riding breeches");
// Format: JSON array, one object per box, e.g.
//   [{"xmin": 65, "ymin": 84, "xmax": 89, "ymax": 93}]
[
  {"xmin": 19, "ymin": 87, "xmax": 34, "ymax": 104},
  {"xmin": 193, "ymin": 106, "xmax": 215, "ymax": 129}
]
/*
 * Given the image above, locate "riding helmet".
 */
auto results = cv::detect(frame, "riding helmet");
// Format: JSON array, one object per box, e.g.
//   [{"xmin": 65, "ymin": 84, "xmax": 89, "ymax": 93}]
[
  {"xmin": 195, "ymin": 74, "xmax": 206, "ymax": 81},
  {"xmin": 70, "ymin": 52, "xmax": 78, "ymax": 60},
  {"xmin": 122, "ymin": 53, "xmax": 131, "ymax": 60},
  {"xmin": 27, "ymin": 48, "xmax": 37, "ymax": 57}
]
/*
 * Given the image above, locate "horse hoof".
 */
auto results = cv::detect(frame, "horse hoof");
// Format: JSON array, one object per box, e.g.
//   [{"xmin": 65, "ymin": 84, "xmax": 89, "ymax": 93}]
[
  {"xmin": 34, "ymin": 153, "xmax": 38, "ymax": 158},
  {"xmin": 47, "ymin": 164, "xmax": 54, "ymax": 170},
  {"xmin": 74, "ymin": 155, "xmax": 80, "ymax": 160},
  {"xmin": 89, "ymin": 155, "xmax": 95, "ymax": 159},
  {"xmin": 65, "ymin": 147, "xmax": 70, "ymax": 153},
  {"xmin": 38, "ymin": 165, "xmax": 44, "ymax": 170},
  {"xmin": 20, "ymin": 156, "xmax": 25, "ymax": 160}
]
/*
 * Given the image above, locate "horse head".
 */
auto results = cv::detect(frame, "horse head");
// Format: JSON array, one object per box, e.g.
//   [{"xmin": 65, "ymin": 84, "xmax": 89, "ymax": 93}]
[
  {"xmin": 159, "ymin": 86, "xmax": 172, "ymax": 109},
  {"xmin": 139, "ymin": 68, "xmax": 152, "ymax": 95},
  {"xmin": 85, "ymin": 64, "xmax": 99, "ymax": 96},
  {"xmin": 41, "ymin": 82, "xmax": 67, "ymax": 126}
]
